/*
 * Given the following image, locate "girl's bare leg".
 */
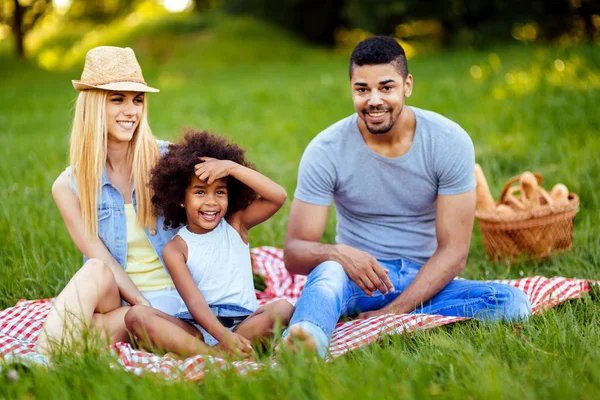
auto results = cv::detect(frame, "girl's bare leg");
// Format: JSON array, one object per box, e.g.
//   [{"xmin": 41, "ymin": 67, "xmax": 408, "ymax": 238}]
[
  {"xmin": 125, "ymin": 305, "xmax": 215, "ymax": 358},
  {"xmin": 36, "ymin": 259, "xmax": 125, "ymax": 356},
  {"xmin": 234, "ymin": 300, "xmax": 294, "ymax": 342}
]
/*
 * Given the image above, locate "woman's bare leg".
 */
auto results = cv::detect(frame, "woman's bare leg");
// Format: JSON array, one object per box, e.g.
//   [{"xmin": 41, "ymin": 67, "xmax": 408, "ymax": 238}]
[
  {"xmin": 125, "ymin": 305, "xmax": 216, "ymax": 358},
  {"xmin": 234, "ymin": 300, "xmax": 294, "ymax": 342},
  {"xmin": 90, "ymin": 306, "xmax": 131, "ymax": 344},
  {"xmin": 36, "ymin": 259, "xmax": 124, "ymax": 356}
]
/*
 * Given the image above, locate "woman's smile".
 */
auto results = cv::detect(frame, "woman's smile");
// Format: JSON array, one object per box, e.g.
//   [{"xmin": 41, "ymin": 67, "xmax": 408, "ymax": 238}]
[{"xmin": 117, "ymin": 120, "xmax": 137, "ymax": 130}]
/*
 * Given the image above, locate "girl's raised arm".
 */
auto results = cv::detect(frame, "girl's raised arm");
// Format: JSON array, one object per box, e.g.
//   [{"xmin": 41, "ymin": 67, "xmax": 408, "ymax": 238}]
[{"xmin": 194, "ymin": 157, "xmax": 287, "ymax": 238}]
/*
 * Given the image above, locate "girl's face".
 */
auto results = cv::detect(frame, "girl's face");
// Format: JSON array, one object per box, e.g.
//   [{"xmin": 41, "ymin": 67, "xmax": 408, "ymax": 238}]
[
  {"xmin": 105, "ymin": 91, "xmax": 144, "ymax": 143},
  {"xmin": 183, "ymin": 174, "xmax": 229, "ymax": 234}
]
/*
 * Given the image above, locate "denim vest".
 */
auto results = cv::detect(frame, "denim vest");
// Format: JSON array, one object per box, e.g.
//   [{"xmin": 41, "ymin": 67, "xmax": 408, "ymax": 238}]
[{"xmin": 65, "ymin": 140, "xmax": 177, "ymax": 269}]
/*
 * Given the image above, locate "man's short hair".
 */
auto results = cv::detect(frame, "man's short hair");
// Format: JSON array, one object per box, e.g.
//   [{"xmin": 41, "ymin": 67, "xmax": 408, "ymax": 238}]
[{"xmin": 349, "ymin": 36, "xmax": 409, "ymax": 79}]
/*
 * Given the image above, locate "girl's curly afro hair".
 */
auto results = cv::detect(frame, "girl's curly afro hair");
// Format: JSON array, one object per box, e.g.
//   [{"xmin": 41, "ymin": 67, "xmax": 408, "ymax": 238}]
[{"xmin": 150, "ymin": 129, "xmax": 258, "ymax": 229}]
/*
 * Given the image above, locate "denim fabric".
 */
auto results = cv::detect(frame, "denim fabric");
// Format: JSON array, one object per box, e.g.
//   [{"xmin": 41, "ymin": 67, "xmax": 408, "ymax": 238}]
[
  {"xmin": 285, "ymin": 258, "xmax": 531, "ymax": 357},
  {"xmin": 65, "ymin": 140, "xmax": 177, "ymax": 269},
  {"xmin": 175, "ymin": 304, "xmax": 253, "ymax": 346}
]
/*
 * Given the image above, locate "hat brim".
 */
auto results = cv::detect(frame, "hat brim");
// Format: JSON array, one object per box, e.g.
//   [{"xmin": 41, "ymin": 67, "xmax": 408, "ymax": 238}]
[{"xmin": 72, "ymin": 80, "xmax": 159, "ymax": 93}]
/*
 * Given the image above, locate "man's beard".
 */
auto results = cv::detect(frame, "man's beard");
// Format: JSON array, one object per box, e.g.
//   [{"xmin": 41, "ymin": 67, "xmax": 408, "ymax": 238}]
[{"xmin": 362, "ymin": 106, "xmax": 398, "ymax": 135}]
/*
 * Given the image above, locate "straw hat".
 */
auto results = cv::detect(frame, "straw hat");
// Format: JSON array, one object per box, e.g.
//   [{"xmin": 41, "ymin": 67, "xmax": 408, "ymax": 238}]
[{"xmin": 72, "ymin": 46, "xmax": 159, "ymax": 92}]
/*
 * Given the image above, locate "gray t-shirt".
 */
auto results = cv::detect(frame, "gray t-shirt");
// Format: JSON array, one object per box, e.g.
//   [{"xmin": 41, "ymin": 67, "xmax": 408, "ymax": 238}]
[{"xmin": 295, "ymin": 106, "xmax": 475, "ymax": 265}]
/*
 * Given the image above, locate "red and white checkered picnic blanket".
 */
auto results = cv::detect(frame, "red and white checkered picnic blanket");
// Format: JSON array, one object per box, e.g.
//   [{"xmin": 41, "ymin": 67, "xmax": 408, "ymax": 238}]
[{"xmin": 0, "ymin": 246, "xmax": 594, "ymax": 381}]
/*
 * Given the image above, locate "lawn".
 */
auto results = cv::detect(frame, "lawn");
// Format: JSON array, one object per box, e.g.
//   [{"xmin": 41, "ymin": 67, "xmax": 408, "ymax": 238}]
[{"xmin": 1, "ymin": 12, "xmax": 599, "ymax": 399}]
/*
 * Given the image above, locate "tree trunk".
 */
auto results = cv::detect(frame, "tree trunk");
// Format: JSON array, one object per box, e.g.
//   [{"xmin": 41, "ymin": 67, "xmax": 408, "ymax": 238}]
[
  {"xmin": 12, "ymin": 0, "xmax": 25, "ymax": 58},
  {"xmin": 579, "ymin": 3, "xmax": 596, "ymax": 42}
]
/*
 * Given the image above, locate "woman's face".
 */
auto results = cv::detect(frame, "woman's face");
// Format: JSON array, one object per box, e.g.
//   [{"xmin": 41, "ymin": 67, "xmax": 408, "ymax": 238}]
[{"xmin": 105, "ymin": 91, "xmax": 144, "ymax": 143}]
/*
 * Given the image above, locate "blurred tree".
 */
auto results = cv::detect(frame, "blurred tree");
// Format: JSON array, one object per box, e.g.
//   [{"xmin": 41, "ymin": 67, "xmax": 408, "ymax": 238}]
[
  {"xmin": 194, "ymin": 0, "xmax": 222, "ymax": 13},
  {"xmin": 343, "ymin": 0, "xmax": 600, "ymax": 47},
  {"xmin": 579, "ymin": 0, "xmax": 600, "ymax": 41},
  {"xmin": 0, "ymin": 0, "xmax": 52, "ymax": 57},
  {"xmin": 66, "ymin": 0, "xmax": 138, "ymax": 22},
  {"xmin": 0, "ymin": 0, "xmax": 152, "ymax": 58},
  {"xmin": 343, "ymin": 0, "xmax": 408, "ymax": 38},
  {"xmin": 223, "ymin": 0, "xmax": 346, "ymax": 46}
]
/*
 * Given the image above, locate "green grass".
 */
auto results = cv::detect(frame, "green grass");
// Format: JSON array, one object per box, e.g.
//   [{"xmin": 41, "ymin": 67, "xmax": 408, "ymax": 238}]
[{"xmin": 1, "ymin": 12, "xmax": 600, "ymax": 399}]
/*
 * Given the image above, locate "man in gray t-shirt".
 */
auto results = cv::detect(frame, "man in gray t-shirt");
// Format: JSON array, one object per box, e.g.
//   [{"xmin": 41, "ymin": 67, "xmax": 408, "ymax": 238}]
[
  {"xmin": 295, "ymin": 108, "xmax": 476, "ymax": 266},
  {"xmin": 281, "ymin": 36, "xmax": 531, "ymax": 358}
]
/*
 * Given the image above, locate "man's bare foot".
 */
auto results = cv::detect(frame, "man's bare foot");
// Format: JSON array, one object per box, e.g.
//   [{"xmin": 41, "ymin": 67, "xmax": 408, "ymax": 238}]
[{"xmin": 276, "ymin": 325, "xmax": 318, "ymax": 355}]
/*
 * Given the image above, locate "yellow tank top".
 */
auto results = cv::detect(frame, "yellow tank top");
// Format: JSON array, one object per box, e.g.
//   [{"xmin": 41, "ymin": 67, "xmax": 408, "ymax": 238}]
[{"xmin": 124, "ymin": 203, "xmax": 174, "ymax": 291}]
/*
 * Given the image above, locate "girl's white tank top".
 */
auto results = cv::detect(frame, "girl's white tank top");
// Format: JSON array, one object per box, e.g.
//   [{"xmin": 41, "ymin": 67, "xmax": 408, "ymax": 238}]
[{"xmin": 175, "ymin": 219, "xmax": 258, "ymax": 312}]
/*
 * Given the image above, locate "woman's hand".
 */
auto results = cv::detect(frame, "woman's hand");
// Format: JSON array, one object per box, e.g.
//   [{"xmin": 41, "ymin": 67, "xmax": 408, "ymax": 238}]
[
  {"xmin": 216, "ymin": 332, "xmax": 255, "ymax": 360},
  {"xmin": 134, "ymin": 295, "xmax": 151, "ymax": 307},
  {"xmin": 194, "ymin": 157, "xmax": 236, "ymax": 184}
]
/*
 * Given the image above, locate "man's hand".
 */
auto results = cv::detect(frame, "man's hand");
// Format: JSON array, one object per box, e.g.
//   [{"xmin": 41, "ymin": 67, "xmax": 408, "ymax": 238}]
[
  {"xmin": 216, "ymin": 332, "xmax": 255, "ymax": 360},
  {"xmin": 194, "ymin": 157, "xmax": 236, "ymax": 184},
  {"xmin": 335, "ymin": 244, "xmax": 395, "ymax": 296}
]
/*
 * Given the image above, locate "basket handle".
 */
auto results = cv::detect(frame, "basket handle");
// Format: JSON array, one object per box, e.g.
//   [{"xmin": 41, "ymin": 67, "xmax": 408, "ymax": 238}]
[{"xmin": 497, "ymin": 172, "xmax": 543, "ymax": 204}]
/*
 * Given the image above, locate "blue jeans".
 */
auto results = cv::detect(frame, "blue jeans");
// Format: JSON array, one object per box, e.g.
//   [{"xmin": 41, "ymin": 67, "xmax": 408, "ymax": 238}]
[{"xmin": 285, "ymin": 259, "xmax": 531, "ymax": 357}]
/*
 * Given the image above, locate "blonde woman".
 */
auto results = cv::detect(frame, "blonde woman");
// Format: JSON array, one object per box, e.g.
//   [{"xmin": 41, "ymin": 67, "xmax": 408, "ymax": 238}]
[{"xmin": 35, "ymin": 47, "xmax": 185, "ymax": 358}]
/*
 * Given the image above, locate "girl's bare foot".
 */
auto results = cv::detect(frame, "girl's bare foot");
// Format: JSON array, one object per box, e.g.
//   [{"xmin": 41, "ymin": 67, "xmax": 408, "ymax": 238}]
[{"xmin": 164, "ymin": 352, "xmax": 184, "ymax": 361}]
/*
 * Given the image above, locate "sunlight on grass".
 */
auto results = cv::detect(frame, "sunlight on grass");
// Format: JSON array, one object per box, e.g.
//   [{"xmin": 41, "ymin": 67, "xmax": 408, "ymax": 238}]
[
  {"xmin": 29, "ymin": 2, "xmax": 176, "ymax": 71},
  {"xmin": 52, "ymin": 0, "xmax": 71, "ymax": 11},
  {"xmin": 0, "ymin": 23, "xmax": 10, "ymax": 40},
  {"xmin": 467, "ymin": 48, "xmax": 600, "ymax": 104}
]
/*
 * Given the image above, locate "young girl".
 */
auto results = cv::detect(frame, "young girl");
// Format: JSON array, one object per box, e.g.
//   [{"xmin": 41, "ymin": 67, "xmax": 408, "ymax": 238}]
[{"xmin": 125, "ymin": 130, "xmax": 294, "ymax": 359}]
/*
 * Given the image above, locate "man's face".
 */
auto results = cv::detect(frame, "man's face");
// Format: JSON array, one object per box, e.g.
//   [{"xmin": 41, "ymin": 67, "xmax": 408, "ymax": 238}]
[{"xmin": 350, "ymin": 63, "xmax": 413, "ymax": 135}]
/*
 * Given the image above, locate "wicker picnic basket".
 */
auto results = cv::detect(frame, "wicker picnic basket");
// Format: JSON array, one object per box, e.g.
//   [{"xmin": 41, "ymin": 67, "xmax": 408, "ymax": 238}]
[{"xmin": 475, "ymin": 173, "xmax": 579, "ymax": 262}]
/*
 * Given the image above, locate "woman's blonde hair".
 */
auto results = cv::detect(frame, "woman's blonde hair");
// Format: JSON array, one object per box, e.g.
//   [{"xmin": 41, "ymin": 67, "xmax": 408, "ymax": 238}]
[{"xmin": 69, "ymin": 89, "xmax": 160, "ymax": 237}]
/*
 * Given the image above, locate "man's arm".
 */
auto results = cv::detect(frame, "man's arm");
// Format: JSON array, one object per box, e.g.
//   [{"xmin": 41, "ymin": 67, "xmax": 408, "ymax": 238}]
[
  {"xmin": 359, "ymin": 189, "xmax": 476, "ymax": 317},
  {"xmin": 283, "ymin": 198, "xmax": 333, "ymax": 275},
  {"xmin": 284, "ymin": 198, "xmax": 394, "ymax": 295}
]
